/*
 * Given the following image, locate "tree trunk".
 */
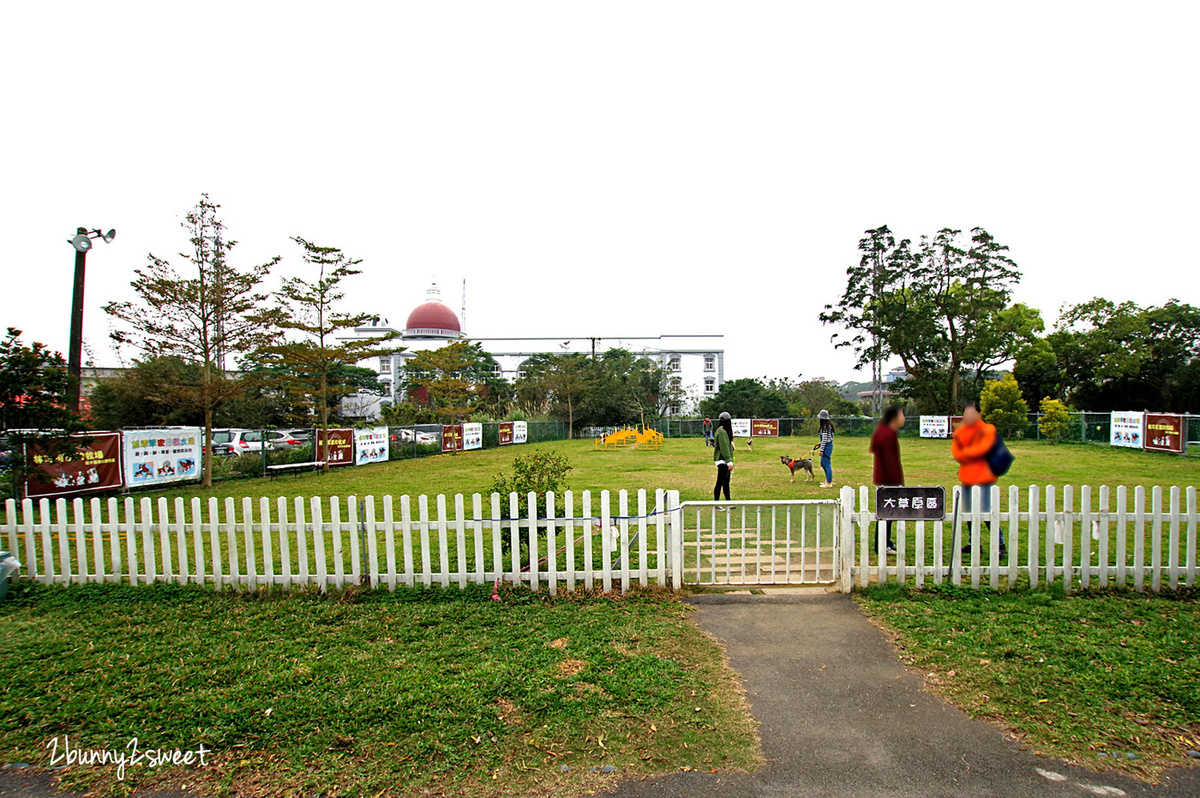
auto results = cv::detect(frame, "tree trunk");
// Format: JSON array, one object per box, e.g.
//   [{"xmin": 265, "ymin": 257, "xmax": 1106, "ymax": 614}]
[
  {"xmin": 202, "ymin": 405, "xmax": 213, "ymax": 488},
  {"xmin": 319, "ymin": 367, "xmax": 330, "ymax": 473}
]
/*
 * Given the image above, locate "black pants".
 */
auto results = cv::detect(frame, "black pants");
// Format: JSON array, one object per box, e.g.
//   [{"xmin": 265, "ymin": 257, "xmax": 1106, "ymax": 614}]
[{"xmin": 713, "ymin": 463, "xmax": 731, "ymax": 501}]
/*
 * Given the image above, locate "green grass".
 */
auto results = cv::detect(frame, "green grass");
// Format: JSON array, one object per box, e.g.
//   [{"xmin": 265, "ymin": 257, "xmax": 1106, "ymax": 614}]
[
  {"xmin": 858, "ymin": 585, "xmax": 1200, "ymax": 777},
  {"xmin": 0, "ymin": 582, "xmax": 761, "ymax": 797}
]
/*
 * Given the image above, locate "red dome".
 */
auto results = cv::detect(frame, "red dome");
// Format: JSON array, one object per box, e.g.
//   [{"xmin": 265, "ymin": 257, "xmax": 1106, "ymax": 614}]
[{"xmin": 405, "ymin": 301, "xmax": 461, "ymax": 335}]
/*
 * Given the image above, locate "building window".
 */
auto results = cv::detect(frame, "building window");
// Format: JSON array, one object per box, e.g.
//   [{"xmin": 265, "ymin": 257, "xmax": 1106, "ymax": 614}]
[
  {"xmin": 704, "ymin": 355, "xmax": 715, "ymax": 372},
  {"xmin": 492, "ymin": 363, "xmax": 502, "ymax": 374},
  {"xmin": 518, "ymin": 370, "xmax": 526, "ymax": 379},
  {"xmin": 704, "ymin": 378, "xmax": 715, "ymax": 394},
  {"xmin": 668, "ymin": 403, "xmax": 681, "ymax": 415},
  {"xmin": 669, "ymin": 357, "xmax": 681, "ymax": 372},
  {"xmin": 380, "ymin": 359, "xmax": 391, "ymax": 374}
]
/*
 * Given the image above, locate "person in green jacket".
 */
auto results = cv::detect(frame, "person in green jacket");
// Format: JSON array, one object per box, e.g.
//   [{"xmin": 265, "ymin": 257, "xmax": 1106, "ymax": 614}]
[{"xmin": 713, "ymin": 411, "xmax": 735, "ymax": 503}]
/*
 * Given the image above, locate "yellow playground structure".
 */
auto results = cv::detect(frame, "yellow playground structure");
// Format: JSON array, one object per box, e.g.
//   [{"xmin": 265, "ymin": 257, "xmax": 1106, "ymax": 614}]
[{"xmin": 594, "ymin": 425, "xmax": 664, "ymax": 451}]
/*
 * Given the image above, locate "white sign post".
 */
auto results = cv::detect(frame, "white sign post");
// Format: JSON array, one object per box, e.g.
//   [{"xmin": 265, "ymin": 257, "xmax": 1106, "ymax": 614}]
[
  {"xmin": 463, "ymin": 422, "xmax": 483, "ymax": 451},
  {"xmin": 513, "ymin": 421, "xmax": 528, "ymax": 444},
  {"xmin": 354, "ymin": 426, "xmax": 390, "ymax": 465},
  {"xmin": 920, "ymin": 416, "xmax": 950, "ymax": 439},
  {"xmin": 1110, "ymin": 411, "xmax": 1144, "ymax": 449},
  {"xmin": 732, "ymin": 418, "xmax": 752, "ymax": 438}
]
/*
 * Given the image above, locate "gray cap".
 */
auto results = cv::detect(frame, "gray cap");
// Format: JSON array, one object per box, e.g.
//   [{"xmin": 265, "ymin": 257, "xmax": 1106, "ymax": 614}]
[
  {"xmin": 817, "ymin": 410, "xmax": 830, "ymax": 420},
  {"xmin": 718, "ymin": 411, "xmax": 731, "ymax": 420}
]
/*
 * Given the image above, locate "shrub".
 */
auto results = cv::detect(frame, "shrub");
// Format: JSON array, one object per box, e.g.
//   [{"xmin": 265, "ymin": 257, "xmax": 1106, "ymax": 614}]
[
  {"xmin": 1038, "ymin": 397, "xmax": 1071, "ymax": 443},
  {"xmin": 491, "ymin": 450, "xmax": 572, "ymax": 518},
  {"xmin": 981, "ymin": 373, "xmax": 1030, "ymax": 439}
]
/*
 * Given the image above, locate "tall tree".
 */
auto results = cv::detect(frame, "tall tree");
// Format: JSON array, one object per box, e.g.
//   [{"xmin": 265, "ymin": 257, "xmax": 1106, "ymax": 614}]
[
  {"xmin": 399, "ymin": 340, "xmax": 495, "ymax": 422},
  {"xmin": 698, "ymin": 377, "xmax": 787, "ymax": 419},
  {"xmin": 0, "ymin": 328, "xmax": 79, "ymax": 432},
  {"xmin": 104, "ymin": 196, "xmax": 279, "ymax": 487},
  {"xmin": 255, "ymin": 238, "xmax": 402, "ymax": 470}
]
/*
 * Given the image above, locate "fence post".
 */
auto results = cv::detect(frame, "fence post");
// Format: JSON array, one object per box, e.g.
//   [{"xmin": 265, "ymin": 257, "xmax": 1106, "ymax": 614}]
[{"xmin": 839, "ymin": 486, "xmax": 854, "ymax": 593}]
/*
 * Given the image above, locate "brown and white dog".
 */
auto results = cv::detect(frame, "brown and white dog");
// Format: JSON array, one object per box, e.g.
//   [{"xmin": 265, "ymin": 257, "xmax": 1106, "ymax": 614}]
[{"xmin": 780, "ymin": 455, "xmax": 815, "ymax": 483}]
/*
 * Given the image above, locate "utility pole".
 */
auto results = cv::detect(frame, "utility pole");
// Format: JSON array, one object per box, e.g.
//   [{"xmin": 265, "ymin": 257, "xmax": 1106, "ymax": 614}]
[{"xmin": 66, "ymin": 227, "xmax": 116, "ymax": 413}]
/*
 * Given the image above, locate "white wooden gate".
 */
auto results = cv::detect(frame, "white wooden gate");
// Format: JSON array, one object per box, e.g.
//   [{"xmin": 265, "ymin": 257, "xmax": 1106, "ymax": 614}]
[{"xmin": 675, "ymin": 500, "xmax": 840, "ymax": 586}]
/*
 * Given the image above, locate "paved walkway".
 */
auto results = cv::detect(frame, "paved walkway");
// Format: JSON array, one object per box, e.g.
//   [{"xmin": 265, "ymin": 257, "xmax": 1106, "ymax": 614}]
[{"xmin": 607, "ymin": 592, "xmax": 1200, "ymax": 798}]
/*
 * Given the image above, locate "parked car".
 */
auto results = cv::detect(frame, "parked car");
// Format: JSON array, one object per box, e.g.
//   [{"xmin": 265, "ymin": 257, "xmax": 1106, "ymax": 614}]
[
  {"xmin": 279, "ymin": 428, "xmax": 314, "ymax": 445},
  {"xmin": 391, "ymin": 428, "xmax": 437, "ymax": 445},
  {"xmin": 210, "ymin": 429, "xmax": 267, "ymax": 457},
  {"xmin": 265, "ymin": 431, "xmax": 305, "ymax": 450}
]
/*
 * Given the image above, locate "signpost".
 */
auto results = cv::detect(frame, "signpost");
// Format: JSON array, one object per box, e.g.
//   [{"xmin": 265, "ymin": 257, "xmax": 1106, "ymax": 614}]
[
  {"xmin": 1110, "ymin": 411, "xmax": 1144, "ymax": 449},
  {"xmin": 26, "ymin": 432, "xmax": 124, "ymax": 498},
  {"xmin": 875, "ymin": 486, "xmax": 946, "ymax": 521},
  {"xmin": 919, "ymin": 416, "xmax": 950, "ymax": 438},
  {"xmin": 463, "ymin": 422, "xmax": 483, "ymax": 451},
  {"xmin": 1144, "ymin": 413, "xmax": 1185, "ymax": 454},
  {"xmin": 732, "ymin": 418, "xmax": 751, "ymax": 438},
  {"xmin": 124, "ymin": 428, "xmax": 201, "ymax": 486},
  {"xmin": 441, "ymin": 425, "xmax": 464, "ymax": 453},
  {"xmin": 316, "ymin": 428, "xmax": 355, "ymax": 467},
  {"xmin": 498, "ymin": 421, "xmax": 514, "ymax": 446},
  {"xmin": 751, "ymin": 419, "xmax": 779, "ymax": 437}
]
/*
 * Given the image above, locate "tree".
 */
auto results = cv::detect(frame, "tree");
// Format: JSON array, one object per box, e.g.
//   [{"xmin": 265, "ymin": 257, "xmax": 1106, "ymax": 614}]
[
  {"xmin": 1037, "ymin": 397, "xmax": 1071, "ymax": 444},
  {"xmin": 400, "ymin": 340, "xmax": 495, "ymax": 422},
  {"xmin": 0, "ymin": 328, "xmax": 79, "ymax": 432},
  {"xmin": 1012, "ymin": 339, "xmax": 1062, "ymax": 407},
  {"xmin": 698, "ymin": 378, "xmax": 787, "ymax": 419},
  {"xmin": 821, "ymin": 225, "xmax": 1032, "ymax": 413},
  {"xmin": 542, "ymin": 354, "xmax": 594, "ymax": 438},
  {"xmin": 255, "ymin": 238, "xmax": 403, "ymax": 470},
  {"xmin": 980, "ymin": 373, "xmax": 1030, "ymax": 439},
  {"xmin": 104, "ymin": 196, "xmax": 279, "ymax": 487},
  {"xmin": 89, "ymin": 357, "xmax": 205, "ymax": 429}
]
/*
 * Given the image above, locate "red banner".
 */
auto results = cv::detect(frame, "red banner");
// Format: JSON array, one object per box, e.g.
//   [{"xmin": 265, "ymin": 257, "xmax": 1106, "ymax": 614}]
[
  {"xmin": 25, "ymin": 432, "xmax": 124, "ymax": 498},
  {"xmin": 498, "ymin": 421, "xmax": 514, "ymax": 446},
  {"xmin": 1144, "ymin": 413, "xmax": 1186, "ymax": 454},
  {"xmin": 442, "ymin": 425, "xmax": 463, "ymax": 453},
  {"xmin": 751, "ymin": 419, "xmax": 779, "ymax": 437},
  {"xmin": 315, "ymin": 428, "xmax": 355, "ymax": 467}
]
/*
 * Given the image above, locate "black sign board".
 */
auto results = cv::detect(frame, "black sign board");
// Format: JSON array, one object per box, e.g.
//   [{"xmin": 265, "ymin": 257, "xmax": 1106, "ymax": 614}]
[{"xmin": 875, "ymin": 486, "xmax": 946, "ymax": 521}]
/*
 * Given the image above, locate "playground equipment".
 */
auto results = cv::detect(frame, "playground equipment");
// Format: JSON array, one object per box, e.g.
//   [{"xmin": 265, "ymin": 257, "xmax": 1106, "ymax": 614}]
[{"xmin": 594, "ymin": 425, "xmax": 664, "ymax": 451}]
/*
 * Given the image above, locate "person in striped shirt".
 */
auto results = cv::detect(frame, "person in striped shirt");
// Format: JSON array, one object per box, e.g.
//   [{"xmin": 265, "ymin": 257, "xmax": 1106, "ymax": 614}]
[{"xmin": 817, "ymin": 410, "xmax": 835, "ymax": 487}]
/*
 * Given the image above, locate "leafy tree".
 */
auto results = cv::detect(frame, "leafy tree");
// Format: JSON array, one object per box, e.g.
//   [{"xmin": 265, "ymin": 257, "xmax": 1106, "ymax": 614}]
[
  {"xmin": 1037, "ymin": 397, "xmax": 1071, "ymax": 444},
  {"xmin": 0, "ymin": 328, "xmax": 79, "ymax": 433},
  {"xmin": 1013, "ymin": 339, "xmax": 1062, "ymax": 407},
  {"xmin": 698, "ymin": 377, "xmax": 787, "ymax": 419},
  {"xmin": 821, "ymin": 225, "xmax": 1035, "ymax": 413},
  {"xmin": 254, "ymin": 237, "xmax": 403, "ymax": 469},
  {"xmin": 1048, "ymin": 298, "xmax": 1200, "ymax": 411},
  {"xmin": 980, "ymin": 373, "xmax": 1030, "ymax": 438},
  {"xmin": 104, "ymin": 195, "xmax": 279, "ymax": 486},
  {"xmin": 400, "ymin": 340, "xmax": 495, "ymax": 422},
  {"xmin": 89, "ymin": 357, "xmax": 205, "ymax": 428}
]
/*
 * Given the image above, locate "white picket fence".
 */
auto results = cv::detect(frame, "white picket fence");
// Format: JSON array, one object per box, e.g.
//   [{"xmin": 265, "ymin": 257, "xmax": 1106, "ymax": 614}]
[
  {"xmin": 838, "ymin": 485, "xmax": 1199, "ymax": 594},
  {"xmin": 1, "ymin": 490, "xmax": 683, "ymax": 595}
]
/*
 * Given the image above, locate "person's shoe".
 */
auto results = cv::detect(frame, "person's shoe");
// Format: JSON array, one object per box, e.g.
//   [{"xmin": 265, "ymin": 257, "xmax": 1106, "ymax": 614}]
[
  {"xmin": 999, "ymin": 545, "xmax": 1008, "ymax": 559},
  {"xmin": 886, "ymin": 544, "xmax": 897, "ymax": 554},
  {"xmin": 960, "ymin": 545, "xmax": 972, "ymax": 555}
]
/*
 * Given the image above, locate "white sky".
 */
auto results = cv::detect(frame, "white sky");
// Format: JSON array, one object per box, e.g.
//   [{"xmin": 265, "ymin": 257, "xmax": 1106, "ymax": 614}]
[{"xmin": 2, "ymin": 1, "xmax": 1196, "ymax": 384}]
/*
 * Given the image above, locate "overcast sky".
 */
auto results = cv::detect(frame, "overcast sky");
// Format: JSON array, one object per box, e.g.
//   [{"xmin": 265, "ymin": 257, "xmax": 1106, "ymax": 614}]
[{"xmin": 3, "ymin": 1, "xmax": 1196, "ymax": 384}]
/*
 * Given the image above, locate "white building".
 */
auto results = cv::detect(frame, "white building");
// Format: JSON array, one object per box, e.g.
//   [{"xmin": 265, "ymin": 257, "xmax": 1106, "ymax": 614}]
[{"xmin": 338, "ymin": 282, "xmax": 725, "ymax": 419}]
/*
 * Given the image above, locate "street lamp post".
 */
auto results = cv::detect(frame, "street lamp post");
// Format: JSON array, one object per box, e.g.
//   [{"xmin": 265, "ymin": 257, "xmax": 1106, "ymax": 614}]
[{"xmin": 66, "ymin": 227, "xmax": 116, "ymax": 413}]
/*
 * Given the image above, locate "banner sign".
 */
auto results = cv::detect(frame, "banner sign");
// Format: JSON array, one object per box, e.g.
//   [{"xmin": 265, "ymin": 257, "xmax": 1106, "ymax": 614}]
[
  {"xmin": 316, "ymin": 428, "xmax": 355, "ymax": 467},
  {"xmin": 732, "ymin": 418, "xmax": 751, "ymax": 438},
  {"xmin": 751, "ymin": 419, "xmax": 779, "ymax": 437},
  {"xmin": 513, "ymin": 421, "xmax": 528, "ymax": 444},
  {"xmin": 25, "ymin": 432, "xmax": 124, "ymax": 498},
  {"xmin": 463, "ymin": 422, "xmax": 483, "ymax": 451},
  {"xmin": 441, "ymin": 425, "xmax": 463, "ymax": 453},
  {"xmin": 498, "ymin": 421, "xmax": 514, "ymax": 445},
  {"xmin": 876, "ymin": 486, "xmax": 946, "ymax": 521},
  {"xmin": 124, "ymin": 428, "xmax": 201, "ymax": 486},
  {"xmin": 1144, "ymin": 413, "xmax": 1185, "ymax": 454},
  {"xmin": 354, "ymin": 426, "xmax": 389, "ymax": 465},
  {"xmin": 1110, "ymin": 411, "xmax": 1144, "ymax": 449},
  {"xmin": 920, "ymin": 416, "xmax": 950, "ymax": 438}
]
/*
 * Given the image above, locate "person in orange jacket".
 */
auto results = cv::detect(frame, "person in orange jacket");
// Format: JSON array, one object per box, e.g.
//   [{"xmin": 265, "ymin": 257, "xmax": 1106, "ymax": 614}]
[{"xmin": 951, "ymin": 401, "xmax": 1006, "ymax": 556}]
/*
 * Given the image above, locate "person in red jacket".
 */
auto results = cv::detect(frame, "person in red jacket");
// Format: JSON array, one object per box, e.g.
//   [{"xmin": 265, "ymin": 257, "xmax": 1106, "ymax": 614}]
[
  {"xmin": 951, "ymin": 401, "xmax": 1006, "ymax": 556},
  {"xmin": 869, "ymin": 405, "xmax": 906, "ymax": 553}
]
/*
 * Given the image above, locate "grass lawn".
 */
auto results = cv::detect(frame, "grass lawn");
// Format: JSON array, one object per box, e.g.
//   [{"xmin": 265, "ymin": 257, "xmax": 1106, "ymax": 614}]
[
  {"xmin": 29, "ymin": 434, "xmax": 1196, "ymax": 511},
  {"xmin": 0, "ymin": 582, "xmax": 760, "ymax": 797},
  {"xmin": 858, "ymin": 584, "xmax": 1200, "ymax": 777}
]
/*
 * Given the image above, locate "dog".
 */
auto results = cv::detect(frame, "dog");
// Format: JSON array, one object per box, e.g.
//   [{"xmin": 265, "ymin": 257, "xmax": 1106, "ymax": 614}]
[{"xmin": 780, "ymin": 454, "xmax": 815, "ymax": 483}]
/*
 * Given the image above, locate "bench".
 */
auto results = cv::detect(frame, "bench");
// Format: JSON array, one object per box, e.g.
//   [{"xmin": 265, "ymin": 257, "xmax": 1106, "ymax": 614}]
[{"xmin": 266, "ymin": 461, "xmax": 326, "ymax": 479}]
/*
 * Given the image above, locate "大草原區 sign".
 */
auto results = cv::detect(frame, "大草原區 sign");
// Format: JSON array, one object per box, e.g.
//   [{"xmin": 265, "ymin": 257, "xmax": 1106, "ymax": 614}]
[{"xmin": 875, "ymin": 486, "xmax": 946, "ymax": 521}]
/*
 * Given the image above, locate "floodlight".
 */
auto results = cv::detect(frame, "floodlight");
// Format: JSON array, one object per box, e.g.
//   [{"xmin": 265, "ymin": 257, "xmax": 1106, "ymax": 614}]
[
  {"xmin": 102, "ymin": 229, "xmax": 116, "ymax": 243},
  {"xmin": 69, "ymin": 234, "xmax": 92, "ymax": 253}
]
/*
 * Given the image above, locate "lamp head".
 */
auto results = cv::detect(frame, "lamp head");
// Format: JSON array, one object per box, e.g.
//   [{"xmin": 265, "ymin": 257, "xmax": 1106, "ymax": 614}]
[
  {"xmin": 69, "ymin": 234, "xmax": 93, "ymax": 253},
  {"xmin": 102, "ymin": 229, "xmax": 116, "ymax": 244}
]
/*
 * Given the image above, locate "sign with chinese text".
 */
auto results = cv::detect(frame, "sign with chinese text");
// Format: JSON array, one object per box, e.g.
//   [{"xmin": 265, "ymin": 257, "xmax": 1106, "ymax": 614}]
[
  {"xmin": 513, "ymin": 421, "xmax": 528, "ymax": 444},
  {"xmin": 875, "ymin": 486, "xmax": 946, "ymax": 521},
  {"xmin": 1110, "ymin": 411, "xmax": 1144, "ymax": 449},
  {"xmin": 1144, "ymin": 413, "xmax": 1185, "ymax": 454},
  {"xmin": 920, "ymin": 416, "xmax": 950, "ymax": 438},
  {"xmin": 26, "ymin": 432, "xmax": 124, "ymax": 499},
  {"xmin": 498, "ymin": 421, "xmax": 514, "ymax": 445},
  {"xmin": 441, "ymin": 425, "xmax": 463, "ymax": 453},
  {"xmin": 751, "ymin": 419, "xmax": 779, "ymax": 437},
  {"xmin": 124, "ymin": 428, "xmax": 201, "ymax": 486},
  {"xmin": 354, "ymin": 426, "xmax": 389, "ymax": 465},
  {"xmin": 463, "ymin": 422, "xmax": 483, "ymax": 451},
  {"xmin": 316, "ymin": 428, "xmax": 354, "ymax": 467},
  {"xmin": 732, "ymin": 418, "xmax": 751, "ymax": 438}
]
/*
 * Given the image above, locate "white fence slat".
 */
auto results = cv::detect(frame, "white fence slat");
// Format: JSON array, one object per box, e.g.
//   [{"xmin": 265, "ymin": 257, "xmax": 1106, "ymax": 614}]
[
  {"xmin": 140, "ymin": 497, "xmax": 158, "ymax": 584},
  {"xmin": 277, "ymin": 497, "xmax": 292, "ymax": 587},
  {"xmin": 436, "ymin": 494, "xmax": 450, "ymax": 588},
  {"xmin": 507, "ymin": 493, "xmax": 520, "ymax": 584},
  {"xmin": 1027, "ymin": 486, "xmax": 1040, "ymax": 588},
  {"xmin": 489, "ymin": 493, "xmax": 502, "ymax": 584},
  {"xmin": 454, "ymin": 494, "xmax": 468, "ymax": 589},
  {"xmin": 241, "ymin": 497, "xmax": 256, "ymax": 587},
  {"xmin": 4, "ymin": 499, "xmax": 16, "ymax": 562},
  {"xmin": 154, "ymin": 497, "xmax": 170, "ymax": 582},
  {"xmin": 619, "ymin": 490, "xmax": 630, "ymax": 589},
  {"xmin": 1168, "ymin": 487, "xmax": 1180, "ymax": 590},
  {"xmin": 21, "ymin": 499, "xmax": 37, "ymax": 582},
  {"xmin": 401, "ymin": 495, "xmax": 415, "ymax": 589},
  {"xmin": 601, "ymin": 490, "xmax": 612, "ymax": 592},
  {"xmin": 526, "ymin": 492, "xmax": 539, "ymax": 592},
  {"xmin": 1007, "ymin": 485, "xmax": 1019, "ymax": 586},
  {"xmin": 1044, "ymin": 487, "xmax": 1056, "ymax": 589},
  {"xmin": 546, "ymin": 492, "xmax": 557, "ymax": 596},
  {"xmin": 418, "ymin": 495, "xmax": 432, "ymax": 587},
  {"xmin": 1133, "ymin": 487, "xmax": 1146, "ymax": 591},
  {"xmin": 1151, "ymin": 487, "xmax": 1164, "ymax": 593},
  {"xmin": 383, "ymin": 495, "xmax": 397, "ymax": 591},
  {"xmin": 294, "ymin": 496, "xmax": 310, "ymax": 585},
  {"xmin": 173, "ymin": 497, "xmax": 188, "ymax": 585},
  {"xmin": 71, "ymin": 498, "xmax": 87, "ymax": 584},
  {"xmin": 1098, "ymin": 486, "xmax": 1110, "ymax": 587},
  {"xmin": 39, "ymin": 498, "xmax": 54, "ymax": 584},
  {"xmin": 311, "ymin": 496, "xmax": 327, "ymax": 592},
  {"xmin": 857, "ymin": 486, "xmax": 869, "ymax": 589},
  {"xmin": 53, "ymin": 499, "xmax": 69, "ymax": 584},
  {"xmin": 1188, "ymin": 487, "xmax": 1197, "ymax": 588},
  {"xmin": 91, "ymin": 498, "xmax": 106, "ymax": 583},
  {"xmin": 1080, "ymin": 485, "xmax": 1092, "ymax": 589},
  {"xmin": 331, "ymin": 497, "xmax": 345, "ymax": 588},
  {"xmin": 364, "ymin": 496, "xmax": 379, "ymax": 587},
  {"xmin": 208, "ymin": 497, "xmax": 222, "ymax": 586},
  {"xmin": 638, "ymin": 489, "xmax": 649, "ymax": 587},
  {"xmin": 471, "ymin": 494, "xmax": 484, "ymax": 584},
  {"xmin": 988, "ymin": 486, "xmax": 1001, "ymax": 591},
  {"xmin": 261, "ymin": 497, "xmax": 275, "ymax": 588},
  {"xmin": 582, "ymin": 491, "xmax": 594, "ymax": 590},
  {"xmin": 1116, "ymin": 486, "xmax": 1128, "ymax": 586},
  {"xmin": 655, "ymin": 489, "xmax": 666, "ymax": 585},
  {"xmin": 224, "ymin": 497, "xmax": 240, "ymax": 585},
  {"xmin": 565, "ymin": 491, "xmax": 577, "ymax": 592},
  {"xmin": 190, "ymin": 497, "xmax": 204, "ymax": 585},
  {"xmin": 348, "ymin": 497, "xmax": 362, "ymax": 585}
]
